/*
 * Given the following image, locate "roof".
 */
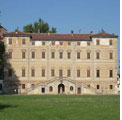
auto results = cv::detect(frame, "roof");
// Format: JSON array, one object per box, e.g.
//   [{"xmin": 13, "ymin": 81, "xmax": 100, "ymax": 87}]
[
  {"xmin": 30, "ymin": 33, "xmax": 91, "ymax": 41},
  {"xmin": 91, "ymin": 30, "xmax": 118, "ymax": 38},
  {"xmin": 4, "ymin": 30, "xmax": 118, "ymax": 41},
  {"xmin": 4, "ymin": 30, "xmax": 31, "ymax": 37},
  {"xmin": 0, "ymin": 25, "xmax": 7, "ymax": 31},
  {"xmin": 4, "ymin": 30, "xmax": 92, "ymax": 41}
]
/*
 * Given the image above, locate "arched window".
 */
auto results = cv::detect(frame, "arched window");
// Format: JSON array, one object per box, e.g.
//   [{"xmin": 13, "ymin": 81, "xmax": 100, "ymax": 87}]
[
  {"xmin": 70, "ymin": 86, "xmax": 73, "ymax": 91},
  {"xmin": 49, "ymin": 86, "xmax": 53, "ymax": 92}
]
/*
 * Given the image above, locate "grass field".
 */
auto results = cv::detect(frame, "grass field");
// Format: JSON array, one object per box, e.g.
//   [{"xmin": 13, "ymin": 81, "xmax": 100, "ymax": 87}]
[{"xmin": 0, "ymin": 95, "xmax": 120, "ymax": 120}]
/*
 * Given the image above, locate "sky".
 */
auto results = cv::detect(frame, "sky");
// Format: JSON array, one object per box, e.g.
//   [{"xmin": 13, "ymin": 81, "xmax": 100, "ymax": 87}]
[{"xmin": 0, "ymin": 0, "xmax": 120, "ymax": 61}]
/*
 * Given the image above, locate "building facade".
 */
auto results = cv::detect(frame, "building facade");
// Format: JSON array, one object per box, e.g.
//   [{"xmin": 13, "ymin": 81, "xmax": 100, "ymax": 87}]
[{"xmin": 3, "ymin": 30, "xmax": 118, "ymax": 94}]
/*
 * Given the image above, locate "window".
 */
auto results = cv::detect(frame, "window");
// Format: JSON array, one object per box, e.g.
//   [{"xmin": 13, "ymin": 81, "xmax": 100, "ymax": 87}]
[
  {"xmin": 96, "ymin": 85, "xmax": 100, "ymax": 89},
  {"xmin": 77, "ymin": 69, "xmax": 80, "ymax": 77},
  {"xmin": 42, "ymin": 88, "xmax": 45, "ymax": 93},
  {"xmin": 96, "ymin": 52, "xmax": 100, "ymax": 59},
  {"xmin": 60, "ymin": 41, "xmax": 63, "ymax": 45},
  {"xmin": 42, "ymin": 52, "xmax": 45, "ymax": 59},
  {"xmin": 49, "ymin": 86, "xmax": 53, "ymax": 92},
  {"xmin": 67, "ymin": 52, "xmax": 71, "ymax": 59},
  {"xmin": 8, "ymin": 51, "xmax": 12, "ymax": 59},
  {"xmin": 109, "ymin": 70, "xmax": 113, "ymax": 78},
  {"xmin": 59, "ymin": 52, "xmax": 63, "ymax": 59},
  {"xmin": 96, "ymin": 40, "xmax": 100, "ymax": 45},
  {"xmin": 22, "ymin": 69, "xmax": 25, "ymax": 77},
  {"xmin": 68, "ymin": 42, "xmax": 71, "ymax": 45},
  {"xmin": 22, "ymin": 84, "xmax": 25, "ymax": 89},
  {"xmin": 77, "ymin": 52, "xmax": 80, "ymax": 59},
  {"xmin": 8, "ymin": 69, "xmax": 12, "ymax": 77},
  {"xmin": 109, "ymin": 85, "xmax": 113, "ymax": 89},
  {"xmin": 51, "ymin": 52, "xmax": 55, "ymax": 59},
  {"xmin": 110, "ymin": 52, "xmax": 113, "ymax": 59},
  {"xmin": 32, "ymin": 51, "xmax": 35, "ymax": 59},
  {"xmin": 87, "ymin": 70, "xmax": 90, "ymax": 77},
  {"xmin": 0, "ymin": 84, "xmax": 2, "ymax": 90},
  {"xmin": 9, "ymin": 38, "xmax": 12, "ymax": 45},
  {"xmin": 77, "ymin": 42, "xmax": 80, "ymax": 46},
  {"xmin": 32, "ymin": 41, "xmax": 35, "ymax": 45},
  {"xmin": 31, "ymin": 84, "xmax": 35, "ymax": 89},
  {"xmin": 87, "ymin": 85, "xmax": 90, "ymax": 88},
  {"xmin": 31, "ymin": 69, "xmax": 35, "ymax": 77},
  {"xmin": 87, "ymin": 52, "xmax": 90, "ymax": 59},
  {"xmin": 42, "ymin": 42, "xmax": 45, "ymax": 45},
  {"xmin": 87, "ymin": 41, "xmax": 90, "ymax": 46},
  {"xmin": 109, "ymin": 40, "xmax": 113, "ymax": 45},
  {"xmin": 42, "ymin": 69, "xmax": 45, "ymax": 77},
  {"xmin": 70, "ymin": 86, "xmax": 73, "ymax": 91},
  {"xmin": 67, "ymin": 69, "xmax": 71, "ymax": 77},
  {"xmin": 59, "ymin": 69, "xmax": 63, "ymax": 77},
  {"xmin": 22, "ymin": 51, "xmax": 26, "ymax": 59},
  {"xmin": 51, "ymin": 69, "xmax": 55, "ymax": 77},
  {"xmin": 22, "ymin": 39, "xmax": 25, "ymax": 45},
  {"xmin": 96, "ymin": 70, "xmax": 100, "ymax": 77},
  {"xmin": 52, "ymin": 41, "xmax": 55, "ymax": 45}
]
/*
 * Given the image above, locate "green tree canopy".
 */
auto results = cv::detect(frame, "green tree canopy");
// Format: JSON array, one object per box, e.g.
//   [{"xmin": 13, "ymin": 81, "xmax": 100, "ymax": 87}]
[
  {"xmin": 23, "ymin": 18, "xmax": 56, "ymax": 33},
  {"xmin": 0, "ymin": 41, "xmax": 5, "ymax": 68}
]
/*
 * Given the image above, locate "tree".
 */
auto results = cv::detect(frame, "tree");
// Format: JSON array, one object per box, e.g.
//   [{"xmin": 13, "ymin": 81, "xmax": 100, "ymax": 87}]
[
  {"xmin": 0, "ymin": 41, "xmax": 5, "ymax": 79},
  {"xmin": 0, "ymin": 41, "xmax": 5, "ymax": 67},
  {"xmin": 23, "ymin": 18, "xmax": 56, "ymax": 33},
  {"xmin": 23, "ymin": 24, "xmax": 33, "ymax": 33},
  {"xmin": 50, "ymin": 27, "xmax": 56, "ymax": 33}
]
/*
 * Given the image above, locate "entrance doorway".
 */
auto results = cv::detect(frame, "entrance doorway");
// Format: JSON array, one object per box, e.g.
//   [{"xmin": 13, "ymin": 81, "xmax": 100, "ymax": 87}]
[
  {"xmin": 58, "ymin": 84, "xmax": 65, "ymax": 94},
  {"xmin": 77, "ymin": 87, "xmax": 81, "ymax": 94}
]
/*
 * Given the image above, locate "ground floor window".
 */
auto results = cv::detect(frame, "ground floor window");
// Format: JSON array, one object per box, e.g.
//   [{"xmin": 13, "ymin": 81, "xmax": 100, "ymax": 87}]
[
  {"xmin": 49, "ymin": 86, "xmax": 53, "ymax": 92},
  {"xmin": 42, "ymin": 88, "xmax": 45, "ymax": 93},
  {"xmin": 96, "ymin": 85, "xmax": 100, "ymax": 89},
  {"xmin": 70, "ymin": 86, "xmax": 73, "ymax": 91},
  {"xmin": 87, "ymin": 85, "xmax": 90, "ymax": 88},
  {"xmin": 31, "ymin": 84, "xmax": 35, "ymax": 89},
  {"xmin": 109, "ymin": 85, "xmax": 113, "ymax": 89},
  {"xmin": 22, "ymin": 84, "xmax": 25, "ymax": 89},
  {"xmin": 0, "ymin": 84, "xmax": 2, "ymax": 90}
]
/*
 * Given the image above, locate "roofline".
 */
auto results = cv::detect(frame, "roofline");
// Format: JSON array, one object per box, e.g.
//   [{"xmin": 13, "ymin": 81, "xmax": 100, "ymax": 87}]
[
  {"xmin": 31, "ymin": 39, "xmax": 91, "ymax": 41},
  {"xmin": 3, "ymin": 34, "xmax": 31, "ymax": 37},
  {"xmin": 91, "ymin": 36, "xmax": 118, "ymax": 38}
]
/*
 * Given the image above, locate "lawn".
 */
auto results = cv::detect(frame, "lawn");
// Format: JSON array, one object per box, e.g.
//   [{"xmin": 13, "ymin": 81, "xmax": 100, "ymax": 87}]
[{"xmin": 0, "ymin": 95, "xmax": 120, "ymax": 120}]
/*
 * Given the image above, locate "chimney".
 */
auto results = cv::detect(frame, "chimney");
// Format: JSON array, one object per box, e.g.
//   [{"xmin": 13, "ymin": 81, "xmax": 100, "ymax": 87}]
[
  {"xmin": 101, "ymin": 29, "xmax": 105, "ymax": 33},
  {"xmin": 71, "ymin": 30, "xmax": 74, "ymax": 34},
  {"xmin": 15, "ymin": 26, "xmax": 19, "ymax": 34},
  {"xmin": 90, "ymin": 31, "xmax": 93, "ymax": 35}
]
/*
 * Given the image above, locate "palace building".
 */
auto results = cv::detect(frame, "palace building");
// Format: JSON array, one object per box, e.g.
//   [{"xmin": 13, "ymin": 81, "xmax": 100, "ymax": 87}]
[{"xmin": 3, "ymin": 30, "xmax": 118, "ymax": 94}]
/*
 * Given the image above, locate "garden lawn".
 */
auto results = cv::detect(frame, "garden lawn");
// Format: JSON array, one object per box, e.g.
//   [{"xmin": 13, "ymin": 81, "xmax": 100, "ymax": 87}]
[{"xmin": 0, "ymin": 95, "xmax": 120, "ymax": 120}]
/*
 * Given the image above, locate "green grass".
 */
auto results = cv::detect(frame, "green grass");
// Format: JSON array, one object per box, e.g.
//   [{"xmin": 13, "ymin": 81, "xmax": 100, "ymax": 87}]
[{"xmin": 0, "ymin": 95, "xmax": 120, "ymax": 120}]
